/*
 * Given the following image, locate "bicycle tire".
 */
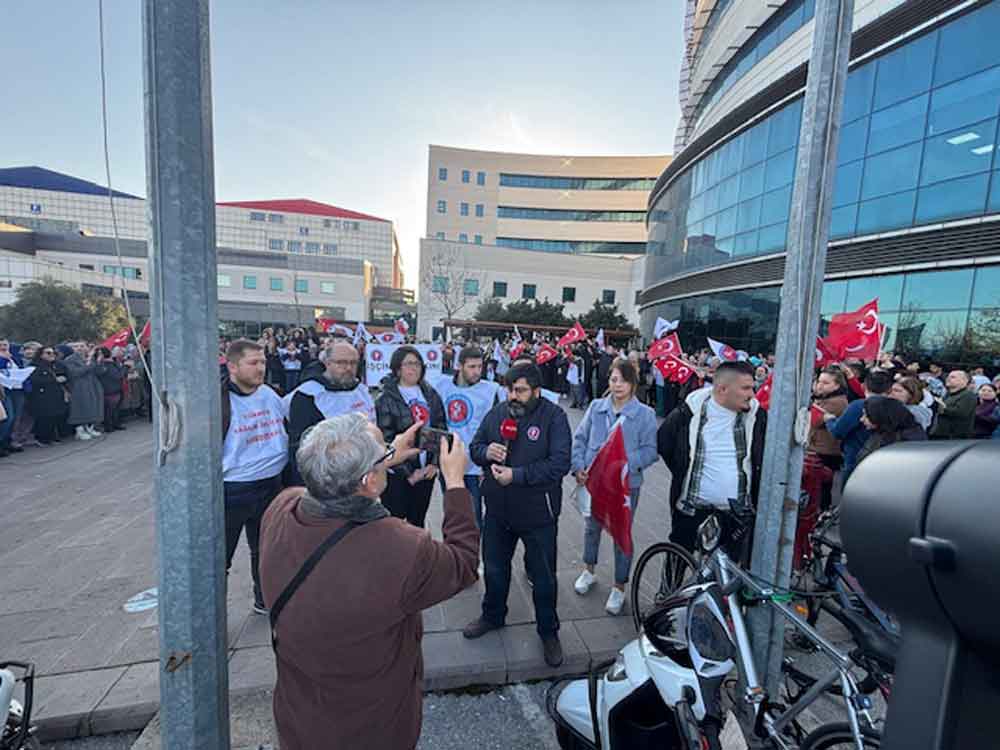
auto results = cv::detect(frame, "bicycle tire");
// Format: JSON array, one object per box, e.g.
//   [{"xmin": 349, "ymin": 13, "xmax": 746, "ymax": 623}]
[
  {"xmin": 799, "ymin": 721, "xmax": 881, "ymax": 750},
  {"xmin": 630, "ymin": 542, "xmax": 698, "ymax": 633}
]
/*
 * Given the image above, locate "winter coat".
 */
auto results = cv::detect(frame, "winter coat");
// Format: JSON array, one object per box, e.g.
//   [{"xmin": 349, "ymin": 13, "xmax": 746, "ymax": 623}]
[
  {"xmin": 572, "ymin": 396, "xmax": 658, "ymax": 489},
  {"xmin": 931, "ymin": 389, "xmax": 977, "ymax": 439},
  {"xmin": 375, "ymin": 377, "xmax": 445, "ymax": 478},
  {"xmin": 809, "ymin": 392, "xmax": 848, "ymax": 457},
  {"xmin": 62, "ymin": 353, "xmax": 104, "ymax": 425},
  {"xmin": 95, "ymin": 361, "xmax": 125, "ymax": 396},
  {"xmin": 974, "ymin": 401, "xmax": 1000, "ymax": 439},
  {"xmin": 27, "ymin": 360, "xmax": 69, "ymax": 418}
]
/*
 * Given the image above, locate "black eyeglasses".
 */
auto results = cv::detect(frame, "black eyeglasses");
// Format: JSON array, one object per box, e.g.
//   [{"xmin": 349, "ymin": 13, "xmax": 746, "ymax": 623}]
[{"xmin": 372, "ymin": 446, "xmax": 396, "ymax": 468}]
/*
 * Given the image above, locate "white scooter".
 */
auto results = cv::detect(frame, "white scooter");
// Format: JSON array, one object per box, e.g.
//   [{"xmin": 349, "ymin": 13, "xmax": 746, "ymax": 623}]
[{"xmin": 1, "ymin": 661, "xmax": 37, "ymax": 750}]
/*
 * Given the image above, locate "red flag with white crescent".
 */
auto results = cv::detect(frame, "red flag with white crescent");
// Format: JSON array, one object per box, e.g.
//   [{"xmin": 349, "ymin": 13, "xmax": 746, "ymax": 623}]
[
  {"xmin": 648, "ymin": 332, "xmax": 682, "ymax": 360},
  {"xmin": 557, "ymin": 322, "xmax": 586, "ymax": 349},
  {"xmin": 827, "ymin": 298, "xmax": 880, "ymax": 360},
  {"xmin": 586, "ymin": 421, "xmax": 633, "ymax": 557},
  {"xmin": 756, "ymin": 372, "xmax": 773, "ymax": 410},
  {"xmin": 535, "ymin": 344, "xmax": 558, "ymax": 365}
]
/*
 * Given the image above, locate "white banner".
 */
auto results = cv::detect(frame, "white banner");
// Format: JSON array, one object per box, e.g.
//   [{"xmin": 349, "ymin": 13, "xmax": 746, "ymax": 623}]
[{"xmin": 365, "ymin": 344, "xmax": 442, "ymax": 388}]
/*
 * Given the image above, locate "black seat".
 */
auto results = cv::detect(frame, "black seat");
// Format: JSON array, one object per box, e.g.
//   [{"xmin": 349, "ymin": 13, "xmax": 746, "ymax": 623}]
[{"xmin": 824, "ymin": 601, "xmax": 899, "ymax": 671}]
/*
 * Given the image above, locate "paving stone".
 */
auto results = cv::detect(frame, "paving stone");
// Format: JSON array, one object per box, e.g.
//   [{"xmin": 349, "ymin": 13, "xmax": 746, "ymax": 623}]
[
  {"xmin": 421, "ymin": 604, "xmax": 447, "ymax": 633},
  {"xmin": 501, "ymin": 622, "xmax": 590, "ymax": 683},
  {"xmin": 422, "ymin": 630, "xmax": 506, "ymax": 691},
  {"xmin": 573, "ymin": 615, "xmax": 639, "ymax": 664},
  {"xmin": 234, "ymin": 611, "xmax": 272, "ymax": 649},
  {"xmin": 89, "ymin": 661, "xmax": 160, "ymax": 735},
  {"xmin": 32, "ymin": 666, "xmax": 126, "ymax": 741},
  {"xmin": 228, "ymin": 646, "xmax": 277, "ymax": 695}
]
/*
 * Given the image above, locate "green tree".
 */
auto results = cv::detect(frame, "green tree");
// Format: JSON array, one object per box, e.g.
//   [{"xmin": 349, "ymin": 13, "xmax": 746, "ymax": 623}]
[
  {"xmin": 474, "ymin": 297, "xmax": 506, "ymax": 322},
  {"xmin": 503, "ymin": 298, "xmax": 572, "ymax": 327},
  {"xmin": 0, "ymin": 278, "xmax": 130, "ymax": 343},
  {"xmin": 577, "ymin": 300, "xmax": 634, "ymax": 332}
]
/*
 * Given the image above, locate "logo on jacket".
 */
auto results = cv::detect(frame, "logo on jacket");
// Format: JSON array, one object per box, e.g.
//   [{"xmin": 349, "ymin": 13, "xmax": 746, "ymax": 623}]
[
  {"xmin": 446, "ymin": 394, "xmax": 473, "ymax": 428},
  {"xmin": 410, "ymin": 402, "xmax": 430, "ymax": 424},
  {"xmin": 371, "ymin": 350, "xmax": 384, "ymax": 362},
  {"xmin": 526, "ymin": 425, "xmax": 541, "ymax": 442}
]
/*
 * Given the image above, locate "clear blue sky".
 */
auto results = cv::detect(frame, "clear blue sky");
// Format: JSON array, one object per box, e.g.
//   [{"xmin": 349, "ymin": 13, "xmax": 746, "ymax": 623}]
[{"xmin": 2, "ymin": 1, "xmax": 683, "ymax": 284}]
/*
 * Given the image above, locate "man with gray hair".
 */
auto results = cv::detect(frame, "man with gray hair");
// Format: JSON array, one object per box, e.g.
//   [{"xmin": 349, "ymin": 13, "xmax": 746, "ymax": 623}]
[{"xmin": 259, "ymin": 414, "xmax": 478, "ymax": 750}]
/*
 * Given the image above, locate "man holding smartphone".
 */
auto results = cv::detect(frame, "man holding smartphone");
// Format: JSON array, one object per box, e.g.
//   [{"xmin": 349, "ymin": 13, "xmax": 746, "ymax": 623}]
[{"xmin": 464, "ymin": 362, "xmax": 572, "ymax": 667}]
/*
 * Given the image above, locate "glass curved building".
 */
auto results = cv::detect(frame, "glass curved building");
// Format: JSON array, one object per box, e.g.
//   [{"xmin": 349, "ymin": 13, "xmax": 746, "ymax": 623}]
[{"xmin": 641, "ymin": 0, "xmax": 1000, "ymax": 364}]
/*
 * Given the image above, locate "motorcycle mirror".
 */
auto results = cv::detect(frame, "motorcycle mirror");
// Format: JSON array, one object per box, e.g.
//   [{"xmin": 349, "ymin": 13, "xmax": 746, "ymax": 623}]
[{"xmin": 697, "ymin": 515, "xmax": 721, "ymax": 554}]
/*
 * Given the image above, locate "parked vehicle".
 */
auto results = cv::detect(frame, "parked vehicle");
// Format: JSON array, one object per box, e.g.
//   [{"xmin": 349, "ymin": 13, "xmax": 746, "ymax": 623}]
[{"xmin": 1, "ymin": 661, "xmax": 37, "ymax": 750}]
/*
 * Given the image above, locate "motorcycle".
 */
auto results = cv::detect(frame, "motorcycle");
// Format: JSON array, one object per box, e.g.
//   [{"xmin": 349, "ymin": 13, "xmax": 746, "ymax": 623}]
[{"xmin": 1, "ymin": 662, "xmax": 38, "ymax": 750}]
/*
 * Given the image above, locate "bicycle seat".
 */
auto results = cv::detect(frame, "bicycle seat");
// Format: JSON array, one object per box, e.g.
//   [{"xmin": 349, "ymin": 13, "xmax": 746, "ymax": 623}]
[{"xmin": 827, "ymin": 602, "xmax": 899, "ymax": 671}]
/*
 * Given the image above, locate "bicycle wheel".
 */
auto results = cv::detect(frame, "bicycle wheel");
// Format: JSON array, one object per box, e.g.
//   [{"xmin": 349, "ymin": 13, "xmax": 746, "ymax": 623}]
[
  {"xmin": 630, "ymin": 542, "xmax": 698, "ymax": 633},
  {"xmin": 799, "ymin": 721, "xmax": 881, "ymax": 750}
]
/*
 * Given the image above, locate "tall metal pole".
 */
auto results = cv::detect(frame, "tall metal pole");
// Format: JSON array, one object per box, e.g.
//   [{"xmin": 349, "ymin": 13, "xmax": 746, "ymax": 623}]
[
  {"xmin": 142, "ymin": 1, "xmax": 230, "ymax": 747},
  {"xmin": 749, "ymin": 0, "xmax": 854, "ymax": 694}
]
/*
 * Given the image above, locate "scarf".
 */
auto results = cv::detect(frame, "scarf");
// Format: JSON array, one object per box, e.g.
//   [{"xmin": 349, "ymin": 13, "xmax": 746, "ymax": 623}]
[{"xmin": 299, "ymin": 490, "xmax": 390, "ymax": 524}]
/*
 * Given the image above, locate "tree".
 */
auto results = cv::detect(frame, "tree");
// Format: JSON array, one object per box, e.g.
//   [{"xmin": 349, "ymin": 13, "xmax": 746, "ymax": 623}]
[
  {"xmin": 421, "ymin": 248, "xmax": 483, "ymax": 323},
  {"xmin": 577, "ymin": 300, "xmax": 634, "ymax": 332},
  {"xmin": 474, "ymin": 297, "xmax": 506, "ymax": 321},
  {"xmin": 0, "ymin": 278, "xmax": 130, "ymax": 343},
  {"xmin": 503, "ymin": 298, "xmax": 572, "ymax": 327}
]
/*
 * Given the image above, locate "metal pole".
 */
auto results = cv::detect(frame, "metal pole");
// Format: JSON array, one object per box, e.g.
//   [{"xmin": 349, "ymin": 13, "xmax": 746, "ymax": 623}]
[
  {"xmin": 748, "ymin": 0, "xmax": 854, "ymax": 695},
  {"xmin": 142, "ymin": 1, "xmax": 230, "ymax": 747}
]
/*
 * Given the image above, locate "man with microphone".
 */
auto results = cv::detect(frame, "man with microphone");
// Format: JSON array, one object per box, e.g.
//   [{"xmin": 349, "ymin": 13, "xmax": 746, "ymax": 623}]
[{"xmin": 465, "ymin": 362, "xmax": 571, "ymax": 667}]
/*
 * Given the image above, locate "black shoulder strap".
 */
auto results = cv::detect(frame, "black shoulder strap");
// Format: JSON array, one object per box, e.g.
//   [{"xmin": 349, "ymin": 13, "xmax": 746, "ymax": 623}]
[{"xmin": 269, "ymin": 520, "xmax": 362, "ymax": 651}]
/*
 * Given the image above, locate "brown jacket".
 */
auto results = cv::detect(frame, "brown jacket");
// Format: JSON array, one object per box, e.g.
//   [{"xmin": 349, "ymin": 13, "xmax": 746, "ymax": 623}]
[
  {"xmin": 809, "ymin": 393, "xmax": 849, "ymax": 457},
  {"xmin": 259, "ymin": 486, "xmax": 479, "ymax": 750}
]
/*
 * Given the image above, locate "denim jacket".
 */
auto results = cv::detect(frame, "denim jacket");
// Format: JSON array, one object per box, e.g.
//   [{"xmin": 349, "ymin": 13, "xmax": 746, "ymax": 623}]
[{"xmin": 571, "ymin": 396, "xmax": 658, "ymax": 488}]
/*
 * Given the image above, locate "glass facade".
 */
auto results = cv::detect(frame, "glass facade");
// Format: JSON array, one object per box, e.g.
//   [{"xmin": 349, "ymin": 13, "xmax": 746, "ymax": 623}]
[
  {"xmin": 499, "ymin": 174, "xmax": 656, "ymax": 190},
  {"xmin": 643, "ymin": 264, "xmax": 1000, "ymax": 364},
  {"xmin": 648, "ymin": 1, "xmax": 1000, "ymax": 282},
  {"xmin": 497, "ymin": 237, "xmax": 647, "ymax": 254},
  {"xmin": 497, "ymin": 206, "xmax": 645, "ymax": 222}
]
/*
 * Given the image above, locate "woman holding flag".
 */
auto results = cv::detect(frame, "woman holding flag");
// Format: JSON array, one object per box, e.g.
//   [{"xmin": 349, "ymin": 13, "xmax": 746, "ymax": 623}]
[{"xmin": 570, "ymin": 360, "xmax": 658, "ymax": 615}]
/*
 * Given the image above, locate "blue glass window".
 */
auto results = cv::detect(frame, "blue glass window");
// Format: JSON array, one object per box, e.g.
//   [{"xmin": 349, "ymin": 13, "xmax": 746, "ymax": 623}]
[
  {"xmin": 837, "ymin": 117, "xmax": 868, "ymax": 165},
  {"xmin": 460, "ymin": 202, "xmax": 469, "ymax": 216},
  {"xmin": 522, "ymin": 284, "xmax": 536, "ymax": 299},
  {"xmin": 989, "ymin": 171, "xmax": 1000, "ymax": 213},
  {"xmin": 856, "ymin": 191, "xmax": 916, "ymax": 236},
  {"xmin": 462, "ymin": 169, "xmax": 470, "ymax": 183},
  {"xmin": 474, "ymin": 234, "xmax": 483, "ymax": 244},
  {"xmin": 861, "ymin": 142, "xmax": 921, "ymax": 200},
  {"xmin": 295, "ymin": 279, "xmax": 308, "ymax": 293},
  {"xmin": 821, "ymin": 280, "xmax": 849, "ymax": 314},
  {"xmin": 270, "ymin": 277, "xmax": 283, "ymax": 291},
  {"xmin": 972, "ymin": 265, "xmax": 1000, "ymax": 307},
  {"xmin": 493, "ymin": 281, "xmax": 507, "ymax": 298},
  {"xmin": 437, "ymin": 200, "xmax": 447, "ymax": 214},
  {"xmin": 243, "ymin": 275, "xmax": 257, "ymax": 290},
  {"xmin": 287, "ymin": 241, "xmax": 302, "ymax": 253},
  {"xmin": 464, "ymin": 279, "xmax": 479, "ymax": 295},
  {"xmin": 843, "ymin": 65, "xmax": 875, "ymax": 123},
  {"xmin": 459, "ymin": 233, "xmax": 468, "ymax": 242},
  {"xmin": 716, "ymin": 206, "xmax": 737, "ymax": 238},
  {"xmin": 477, "ymin": 171, "xmax": 486, "ymax": 185},
  {"xmin": 767, "ymin": 100, "xmax": 802, "ymax": 156},
  {"xmin": 733, "ymin": 231, "xmax": 759, "ymax": 256},
  {"xmin": 738, "ymin": 166, "xmax": 764, "ymax": 200},
  {"xmin": 742, "ymin": 121, "xmax": 768, "ymax": 167},
  {"xmin": 830, "ymin": 204, "xmax": 858, "ymax": 239},
  {"xmin": 872, "ymin": 32, "xmax": 937, "ymax": 110},
  {"xmin": 432, "ymin": 276, "xmax": 449, "ymax": 293},
  {"xmin": 737, "ymin": 197, "xmax": 761, "ymax": 232},
  {"xmin": 846, "ymin": 274, "xmax": 904, "ymax": 311},
  {"xmin": 498, "ymin": 174, "xmax": 655, "ymax": 190},
  {"xmin": 920, "ymin": 119, "xmax": 997, "ymax": 186},
  {"xmin": 268, "ymin": 239, "xmax": 284, "ymax": 251},
  {"xmin": 915, "ymin": 172, "xmax": 990, "ymax": 224},
  {"xmin": 758, "ymin": 222, "xmax": 787, "ymax": 252},
  {"xmin": 435, "ymin": 231, "xmax": 445, "ymax": 240},
  {"xmin": 602, "ymin": 289, "xmax": 616, "ymax": 304},
  {"xmin": 438, "ymin": 167, "xmax": 448, "ymax": 181},
  {"xmin": 759, "ymin": 186, "xmax": 792, "ymax": 226},
  {"xmin": 867, "ymin": 94, "xmax": 928, "ymax": 155},
  {"xmin": 833, "ymin": 160, "xmax": 863, "ymax": 207},
  {"xmin": 764, "ymin": 149, "xmax": 795, "ymax": 192},
  {"xmin": 933, "ymin": 1, "xmax": 1000, "ymax": 87},
  {"xmin": 927, "ymin": 66, "xmax": 1000, "ymax": 136},
  {"xmin": 717, "ymin": 175, "xmax": 739, "ymax": 211},
  {"xmin": 903, "ymin": 269, "xmax": 974, "ymax": 310},
  {"xmin": 475, "ymin": 204, "xmax": 484, "ymax": 217}
]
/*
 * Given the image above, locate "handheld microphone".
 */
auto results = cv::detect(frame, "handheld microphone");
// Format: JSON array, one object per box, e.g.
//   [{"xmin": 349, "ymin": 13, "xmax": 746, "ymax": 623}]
[{"xmin": 500, "ymin": 418, "xmax": 518, "ymax": 466}]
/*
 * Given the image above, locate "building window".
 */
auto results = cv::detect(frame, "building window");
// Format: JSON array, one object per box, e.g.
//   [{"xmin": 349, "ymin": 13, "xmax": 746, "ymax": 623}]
[
  {"xmin": 299, "ymin": 226, "xmax": 309, "ymax": 236},
  {"xmin": 464, "ymin": 279, "xmax": 480, "ymax": 296},
  {"xmin": 437, "ymin": 200, "xmax": 447, "ymax": 214},
  {"xmin": 321, "ymin": 281, "xmax": 336, "ymax": 294},
  {"xmin": 435, "ymin": 231, "xmax": 446, "ymax": 240},
  {"xmin": 562, "ymin": 287, "xmax": 576, "ymax": 303},
  {"xmin": 0, "ymin": 280, "xmax": 11, "ymax": 288},
  {"xmin": 438, "ymin": 167, "xmax": 448, "ymax": 181},
  {"xmin": 475, "ymin": 204, "xmax": 484, "ymax": 217},
  {"xmin": 432, "ymin": 275, "xmax": 449, "ymax": 293},
  {"xmin": 79, "ymin": 263, "xmax": 94, "ymax": 271},
  {"xmin": 522, "ymin": 284, "xmax": 536, "ymax": 299},
  {"xmin": 250, "ymin": 212, "xmax": 266, "ymax": 222},
  {"xmin": 351, "ymin": 221, "xmax": 360, "ymax": 231},
  {"xmin": 243, "ymin": 275, "xmax": 257, "ymax": 290},
  {"xmin": 29, "ymin": 203, "xmax": 42, "ymax": 214},
  {"xmin": 102, "ymin": 265, "xmax": 118, "ymax": 275},
  {"xmin": 287, "ymin": 241, "xmax": 302, "ymax": 253},
  {"xmin": 270, "ymin": 277, "xmax": 284, "ymax": 291},
  {"xmin": 268, "ymin": 213, "xmax": 284, "ymax": 223},
  {"xmin": 462, "ymin": 169, "xmax": 471, "ymax": 183},
  {"xmin": 459, "ymin": 233, "xmax": 468, "ymax": 242},
  {"xmin": 493, "ymin": 281, "xmax": 507, "ymax": 298},
  {"xmin": 295, "ymin": 279, "xmax": 308, "ymax": 293},
  {"xmin": 268, "ymin": 238, "xmax": 284, "ymax": 251},
  {"xmin": 474, "ymin": 234, "xmax": 483, "ymax": 244},
  {"xmin": 602, "ymin": 289, "xmax": 616, "ymax": 304},
  {"xmin": 477, "ymin": 171, "xmax": 486, "ymax": 186},
  {"xmin": 305, "ymin": 242, "xmax": 320, "ymax": 254},
  {"xmin": 460, "ymin": 202, "xmax": 469, "ymax": 216},
  {"xmin": 499, "ymin": 174, "xmax": 657, "ymax": 190},
  {"xmin": 322, "ymin": 243, "xmax": 337, "ymax": 254},
  {"xmin": 217, "ymin": 273, "xmax": 231, "ymax": 287},
  {"xmin": 323, "ymin": 219, "xmax": 332, "ymax": 228},
  {"xmin": 497, "ymin": 206, "xmax": 645, "ymax": 222},
  {"xmin": 496, "ymin": 237, "xmax": 648, "ymax": 254}
]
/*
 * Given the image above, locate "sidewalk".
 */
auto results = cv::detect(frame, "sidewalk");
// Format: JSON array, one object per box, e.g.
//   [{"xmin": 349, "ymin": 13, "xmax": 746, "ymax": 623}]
[{"xmin": 0, "ymin": 405, "xmax": 676, "ymax": 742}]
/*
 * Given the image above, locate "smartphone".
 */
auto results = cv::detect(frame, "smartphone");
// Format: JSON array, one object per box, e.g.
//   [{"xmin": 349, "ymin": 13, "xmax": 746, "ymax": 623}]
[{"xmin": 419, "ymin": 426, "xmax": 455, "ymax": 463}]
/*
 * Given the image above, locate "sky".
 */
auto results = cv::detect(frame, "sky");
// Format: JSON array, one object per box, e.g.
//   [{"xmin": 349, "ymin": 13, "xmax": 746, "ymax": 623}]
[{"xmin": 2, "ymin": 1, "xmax": 683, "ymax": 285}]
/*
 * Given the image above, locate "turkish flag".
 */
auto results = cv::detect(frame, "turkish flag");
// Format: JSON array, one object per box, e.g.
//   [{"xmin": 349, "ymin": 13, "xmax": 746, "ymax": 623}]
[
  {"xmin": 557, "ymin": 322, "xmax": 586, "ymax": 349},
  {"xmin": 648, "ymin": 332, "xmax": 682, "ymax": 360},
  {"xmin": 510, "ymin": 343, "xmax": 525, "ymax": 360},
  {"xmin": 535, "ymin": 344, "xmax": 558, "ymax": 365},
  {"xmin": 654, "ymin": 356, "xmax": 679, "ymax": 380},
  {"xmin": 138, "ymin": 321, "xmax": 151, "ymax": 348},
  {"xmin": 756, "ymin": 372, "xmax": 773, "ymax": 410},
  {"xmin": 827, "ymin": 298, "xmax": 880, "ymax": 360},
  {"xmin": 815, "ymin": 336, "xmax": 839, "ymax": 367},
  {"xmin": 394, "ymin": 317, "xmax": 410, "ymax": 335},
  {"xmin": 809, "ymin": 403, "xmax": 826, "ymax": 428},
  {"xmin": 586, "ymin": 422, "xmax": 633, "ymax": 557},
  {"xmin": 100, "ymin": 327, "xmax": 131, "ymax": 351}
]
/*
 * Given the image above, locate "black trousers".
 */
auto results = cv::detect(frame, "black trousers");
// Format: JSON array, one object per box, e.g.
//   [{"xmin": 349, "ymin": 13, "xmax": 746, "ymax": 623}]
[
  {"xmin": 103, "ymin": 394, "xmax": 122, "ymax": 431},
  {"xmin": 382, "ymin": 471, "xmax": 435, "ymax": 528},
  {"xmin": 33, "ymin": 414, "xmax": 62, "ymax": 442},
  {"xmin": 670, "ymin": 505, "xmax": 753, "ymax": 567},
  {"xmin": 482, "ymin": 515, "xmax": 559, "ymax": 637},
  {"xmin": 818, "ymin": 453, "xmax": 842, "ymax": 511},
  {"xmin": 224, "ymin": 476, "xmax": 282, "ymax": 602}
]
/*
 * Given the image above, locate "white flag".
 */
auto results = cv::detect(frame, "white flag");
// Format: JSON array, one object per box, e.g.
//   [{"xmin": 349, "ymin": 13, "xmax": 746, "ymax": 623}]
[
  {"xmin": 353, "ymin": 322, "xmax": 372, "ymax": 346},
  {"xmin": 512, "ymin": 324, "xmax": 522, "ymax": 343},
  {"xmin": 707, "ymin": 337, "xmax": 746, "ymax": 362},
  {"xmin": 596, "ymin": 328, "xmax": 605, "ymax": 350},
  {"xmin": 492, "ymin": 339, "xmax": 502, "ymax": 362},
  {"xmin": 654, "ymin": 317, "xmax": 679, "ymax": 339}
]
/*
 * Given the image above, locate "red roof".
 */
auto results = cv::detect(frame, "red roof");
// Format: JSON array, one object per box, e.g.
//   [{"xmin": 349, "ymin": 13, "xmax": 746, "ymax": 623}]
[{"xmin": 217, "ymin": 198, "xmax": 388, "ymax": 223}]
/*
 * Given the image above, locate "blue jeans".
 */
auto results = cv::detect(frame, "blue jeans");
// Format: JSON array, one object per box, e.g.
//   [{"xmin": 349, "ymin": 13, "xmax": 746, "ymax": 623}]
[
  {"xmin": 482, "ymin": 516, "xmax": 559, "ymax": 637},
  {"xmin": 0, "ymin": 390, "xmax": 18, "ymax": 445},
  {"xmin": 583, "ymin": 487, "xmax": 641, "ymax": 585}
]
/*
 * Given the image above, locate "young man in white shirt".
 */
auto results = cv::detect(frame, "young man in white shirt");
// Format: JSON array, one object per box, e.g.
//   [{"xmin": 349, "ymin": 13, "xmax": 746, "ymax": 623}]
[
  {"xmin": 656, "ymin": 360, "xmax": 766, "ymax": 564},
  {"xmin": 221, "ymin": 339, "xmax": 289, "ymax": 613}
]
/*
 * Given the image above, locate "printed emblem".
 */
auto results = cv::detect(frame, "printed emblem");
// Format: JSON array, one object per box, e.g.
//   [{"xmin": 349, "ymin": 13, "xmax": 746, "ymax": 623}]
[
  {"xmin": 426, "ymin": 349, "xmax": 439, "ymax": 362},
  {"xmin": 527, "ymin": 425, "xmax": 541, "ymax": 442},
  {"xmin": 446, "ymin": 394, "xmax": 473, "ymax": 428},
  {"xmin": 410, "ymin": 402, "xmax": 430, "ymax": 423},
  {"xmin": 371, "ymin": 350, "xmax": 384, "ymax": 362}
]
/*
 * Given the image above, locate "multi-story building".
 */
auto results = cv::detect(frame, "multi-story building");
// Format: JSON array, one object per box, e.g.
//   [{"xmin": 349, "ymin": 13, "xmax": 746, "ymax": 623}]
[
  {"xmin": 641, "ymin": 0, "xmax": 1000, "ymax": 364},
  {"xmin": 0, "ymin": 166, "xmax": 403, "ymax": 334},
  {"xmin": 418, "ymin": 146, "xmax": 671, "ymax": 340}
]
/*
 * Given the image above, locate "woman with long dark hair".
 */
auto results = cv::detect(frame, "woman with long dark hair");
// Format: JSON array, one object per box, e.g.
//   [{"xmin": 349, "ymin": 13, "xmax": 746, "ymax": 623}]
[
  {"xmin": 857, "ymin": 396, "xmax": 927, "ymax": 466},
  {"xmin": 375, "ymin": 346, "xmax": 446, "ymax": 527}
]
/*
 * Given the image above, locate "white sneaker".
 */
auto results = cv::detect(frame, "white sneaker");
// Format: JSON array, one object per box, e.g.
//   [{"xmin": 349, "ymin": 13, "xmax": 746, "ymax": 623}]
[
  {"xmin": 574, "ymin": 569, "xmax": 596, "ymax": 595},
  {"xmin": 76, "ymin": 426, "xmax": 93, "ymax": 441},
  {"xmin": 86, "ymin": 425, "xmax": 101, "ymax": 436},
  {"xmin": 605, "ymin": 588, "xmax": 626, "ymax": 616}
]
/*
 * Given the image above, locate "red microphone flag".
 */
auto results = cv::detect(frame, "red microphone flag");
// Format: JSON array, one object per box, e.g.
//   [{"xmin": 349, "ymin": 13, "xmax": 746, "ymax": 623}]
[
  {"xmin": 586, "ymin": 422, "xmax": 633, "ymax": 557},
  {"xmin": 557, "ymin": 322, "xmax": 586, "ymax": 349},
  {"xmin": 500, "ymin": 418, "xmax": 518, "ymax": 442}
]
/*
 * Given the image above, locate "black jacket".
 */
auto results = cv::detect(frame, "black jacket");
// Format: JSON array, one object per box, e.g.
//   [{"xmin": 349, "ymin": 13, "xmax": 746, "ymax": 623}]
[
  {"xmin": 95, "ymin": 361, "xmax": 125, "ymax": 395},
  {"xmin": 656, "ymin": 396, "xmax": 767, "ymax": 510},
  {"xmin": 27, "ymin": 360, "xmax": 68, "ymax": 418},
  {"xmin": 470, "ymin": 398, "xmax": 572, "ymax": 529},
  {"xmin": 375, "ymin": 377, "xmax": 446, "ymax": 477}
]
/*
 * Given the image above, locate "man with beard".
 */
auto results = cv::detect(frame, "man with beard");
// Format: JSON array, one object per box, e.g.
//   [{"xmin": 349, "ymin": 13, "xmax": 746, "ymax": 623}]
[
  {"xmin": 463, "ymin": 363, "xmax": 571, "ymax": 667},
  {"xmin": 434, "ymin": 346, "xmax": 502, "ymax": 529},
  {"xmin": 286, "ymin": 341, "xmax": 374, "ymax": 485}
]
